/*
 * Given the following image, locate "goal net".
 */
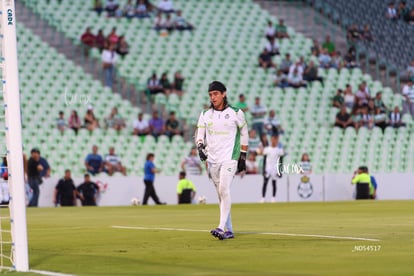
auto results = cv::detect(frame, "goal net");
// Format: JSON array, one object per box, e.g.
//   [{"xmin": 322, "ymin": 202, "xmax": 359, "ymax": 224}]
[{"xmin": 0, "ymin": 0, "xmax": 29, "ymax": 272}]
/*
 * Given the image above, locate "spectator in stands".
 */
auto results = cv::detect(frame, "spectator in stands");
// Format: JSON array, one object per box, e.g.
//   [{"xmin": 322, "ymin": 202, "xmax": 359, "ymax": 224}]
[
  {"xmin": 346, "ymin": 24, "xmax": 361, "ymax": 42},
  {"xmin": 95, "ymin": 29, "xmax": 106, "ymax": 52},
  {"xmin": 250, "ymin": 97, "xmax": 267, "ymax": 138},
  {"xmin": 331, "ymin": 51, "xmax": 344, "ymax": 70},
  {"xmin": 275, "ymin": 19, "xmax": 289, "ymax": 39},
  {"xmin": 234, "ymin": 94, "xmax": 249, "ymax": 112},
  {"xmin": 149, "ymin": 110, "xmax": 165, "ymax": 140},
  {"xmin": 311, "ymin": 38, "xmax": 321, "ymax": 56},
  {"xmin": 181, "ymin": 147, "xmax": 202, "ymax": 175},
  {"xmin": 176, "ymin": 171, "xmax": 196, "ymax": 204},
  {"xmin": 54, "ymin": 169, "xmax": 77, "ymax": 207},
  {"xmin": 107, "ymin": 27, "xmax": 119, "ymax": 45},
  {"xmin": 322, "ymin": 35, "xmax": 335, "ymax": 55},
  {"xmin": 265, "ymin": 20, "xmax": 276, "ymax": 41},
  {"xmin": 136, "ymin": 0, "xmax": 150, "ymax": 18},
  {"xmin": 374, "ymin": 107, "xmax": 389, "ymax": 132},
  {"xmin": 288, "ymin": 68, "xmax": 306, "ymax": 88},
  {"xmin": 335, "ymin": 106, "xmax": 354, "ymax": 129},
  {"xmin": 85, "ymin": 145, "xmax": 104, "ymax": 176},
  {"xmin": 360, "ymin": 107, "xmax": 374, "ymax": 129},
  {"xmin": 147, "ymin": 73, "xmax": 164, "ymax": 94},
  {"xmin": 389, "ymin": 106, "xmax": 406, "ymax": 128},
  {"xmin": 264, "ymin": 109, "xmax": 284, "ymax": 136},
  {"xmin": 303, "ymin": 61, "xmax": 323, "ymax": 84},
  {"xmin": 27, "ymin": 148, "xmax": 43, "ymax": 207},
  {"xmin": 165, "ymin": 111, "xmax": 181, "ymax": 141},
  {"xmin": 116, "ymin": 36, "xmax": 129, "ymax": 58},
  {"xmin": 362, "ymin": 25, "xmax": 374, "ymax": 42},
  {"xmin": 406, "ymin": 60, "xmax": 414, "ymax": 79},
  {"xmin": 402, "ymin": 79, "xmax": 414, "ymax": 118},
  {"xmin": 174, "ymin": 10, "xmax": 194, "ymax": 31},
  {"xmin": 133, "ymin": 112, "xmax": 150, "ymax": 136},
  {"xmin": 246, "ymin": 152, "xmax": 259, "ymax": 175},
  {"xmin": 398, "ymin": 1, "xmax": 410, "ymax": 21},
  {"xmin": 258, "ymin": 48, "xmax": 275, "ymax": 71},
  {"xmin": 142, "ymin": 153, "xmax": 165, "ymax": 205},
  {"xmin": 104, "ymin": 107, "xmax": 125, "ymax": 132},
  {"xmin": 300, "ymin": 153, "xmax": 312, "ymax": 175},
  {"xmin": 408, "ymin": 7, "xmax": 414, "ymax": 24},
  {"xmin": 164, "ymin": 14, "xmax": 175, "ymax": 32},
  {"xmin": 153, "ymin": 12, "xmax": 165, "ymax": 31},
  {"xmin": 374, "ymin": 92, "xmax": 388, "ymax": 113},
  {"xmin": 273, "ymin": 69, "xmax": 289, "ymax": 88},
  {"xmin": 157, "ymin": 0, "xmax": 174, "ymax": 13},
  {"xmin": 84, "ymin": 106, "xmax": 100, "ymax": 131},
  {"xmin": 386, "ymin": 2, "xmax": 398, "ymax": 20},
  {"xmin": 344, "ymin": 46, "xmax": 357, "ymax": 68},
  {"xmin": 104, "ymin": 147, "xmax": 127, "ymax": 176},
  {"xmin": 77, "ymin": 174, "xmax": 100, "ymax": 206},
  {"xmin": 57, "ymin": 111, "xmax": 66, "ymax": 134},
  {"xmin": 367, "ymin": 99, "xmax": 376, "ymax": 114},
  {"xmin": 38, "ymin": 150, "xmax": 51, "ymax": 180},
  {"xmin": 318, "ymin": 48, "xmax": 332, "ymax": 68},
  {"xmin": 279, "ymin": 53, "xmax": 292, "ymax": 75},
  {"xmin": 289, "ymin": 60, "xmax": 304, "ymax": 79},
  {"xmin": 93, "ymin": 0, "xmax": 104, "ymax": 16},
  {"xmin": 80, "ymin": 27, "xmax": 96, "ymax": 56},
  {"xmin": 265, "ymin": 37, "xmax": 280, "ymax": 56},
  {"xmin": 344, "ymin": 84, "xmax": 356, "ymax": 109},
  {"xmin": 355, "ymin": 83, "xmax": 371, "ymax": 107},
  {"xmin": 123, "ymin": 0, "xmax": 136, "ymax": 19},
  {"xmin": 248, "ymin": 129, "xmax": 262, "ymax": 155},
  {"xmin": 68, "ymin": 110, "xmax": 81, "ymax": 135},
  {"xmin": 172, "ymin": 71, "xmax": 185, "ymax": 96},
  {"xmin": 159, "ymin": 72, "xmax": 172, "ymax": 95},
  {"xmin": 352, "ymin": 108, "xmax": 363, "ymax": 130},
  {"xmin": 101, "ymin": 43, "xmax": 117, "ymax": 88},
  {"xmin": 105, "ymin": 0, "xmax": 120, "ymax": 17},
  {"xmin": 332, "ymin": 89, "xmax": 344, "ymax": 108}
]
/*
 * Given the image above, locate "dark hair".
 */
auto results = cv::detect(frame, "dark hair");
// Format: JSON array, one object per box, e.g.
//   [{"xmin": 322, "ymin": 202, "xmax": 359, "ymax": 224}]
[
  {"xmin": 146, "ymin": 153, "xmax": 154, "ymax": 160},
  {"xmin": 65, "ymin": 169, "xmax": 71, "ymax": 173},
  {"xmin": 59, "ymin": 111, "xmax": 64, "ymax": 115},
  {"xmin": 179, "ymin": 171, "xmax": 186, "ymax": 177},
  {"xmin": 84, "ymin": 173, "xmax": 90, "ymax": 177}
]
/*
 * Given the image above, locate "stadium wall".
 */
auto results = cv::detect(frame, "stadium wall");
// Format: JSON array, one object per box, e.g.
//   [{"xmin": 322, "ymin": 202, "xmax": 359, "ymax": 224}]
[{"xmin": 31, "ymin": 173, "xmax": 414, "ymax": 207}]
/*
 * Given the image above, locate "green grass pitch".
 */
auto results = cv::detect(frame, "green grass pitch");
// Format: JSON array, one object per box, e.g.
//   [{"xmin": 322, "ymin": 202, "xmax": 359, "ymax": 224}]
[{"xmin": 4, "ymin": 201, "xmax": 414, "ymax": 275}]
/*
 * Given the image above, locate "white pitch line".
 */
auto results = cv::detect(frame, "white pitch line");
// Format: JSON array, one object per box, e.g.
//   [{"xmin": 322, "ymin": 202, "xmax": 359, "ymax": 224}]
[
  {"xmin": 30, "ymin": 269, "xmax": 75, "ymax": 276},
  {"xmin": 111, "ymin": 226, "xmax": 380, "ymax": 242}
]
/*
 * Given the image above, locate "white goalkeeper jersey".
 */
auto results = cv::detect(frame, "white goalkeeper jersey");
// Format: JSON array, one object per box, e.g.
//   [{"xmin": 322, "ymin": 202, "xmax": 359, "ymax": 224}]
[
  {"xmin": 196, "ymin": 106, "xmax": 248, "ymax": 164},
  {"xmin": 263, "ymin": 146, "xmax": 285, "ymax": 173}
]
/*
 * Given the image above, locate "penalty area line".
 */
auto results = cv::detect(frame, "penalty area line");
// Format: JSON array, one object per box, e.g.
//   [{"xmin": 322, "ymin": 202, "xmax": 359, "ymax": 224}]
[
  {"xmin": 30, "ymin": 269, "xmax": 75, "ymax": 276},
  {"xmin": 111, "ymin": 226, "xmax": 380, "ymax": 242}
]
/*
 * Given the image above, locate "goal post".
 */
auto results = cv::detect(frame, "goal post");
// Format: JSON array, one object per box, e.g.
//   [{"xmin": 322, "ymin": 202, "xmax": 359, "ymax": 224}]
[{"xmin": 1, "ymin": 0, "xmax": 29, "ymax": 272}]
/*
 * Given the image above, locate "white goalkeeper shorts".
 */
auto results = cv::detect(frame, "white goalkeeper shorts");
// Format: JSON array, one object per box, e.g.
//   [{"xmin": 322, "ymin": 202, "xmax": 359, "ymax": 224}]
[{"xmin": 208, "ymin": 160, "xmax": 238, "ymax": 195}]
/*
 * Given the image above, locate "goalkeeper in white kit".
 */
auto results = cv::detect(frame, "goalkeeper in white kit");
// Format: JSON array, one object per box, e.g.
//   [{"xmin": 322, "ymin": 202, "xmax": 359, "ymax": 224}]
[{"xmin": 196, "ymin": 81, "xmax": 249, "ymax": 240}]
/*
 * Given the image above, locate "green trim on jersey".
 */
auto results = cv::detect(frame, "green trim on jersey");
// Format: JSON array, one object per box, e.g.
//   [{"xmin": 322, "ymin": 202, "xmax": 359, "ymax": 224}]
[
  {"xmin": 229, "ymin": 105, "xmax": 240, "ymax": 112},
  {"xmin": 231, "ymin": 127, "xmax": 241, "ymax": 160}
]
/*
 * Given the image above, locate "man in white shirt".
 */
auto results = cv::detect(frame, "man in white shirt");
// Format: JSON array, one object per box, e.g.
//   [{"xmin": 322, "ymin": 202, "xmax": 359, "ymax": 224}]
[
  {"xmin": 264, "ymin": 110, "xmax": 284, "ymax": 136},
  {"xmin": 402, "ymin": 79, "xmax": 414, "ymax": 118},
  {"xmin": 265, "ymin": 37, "xmax": 280, "ymax": 56},
  {"xmin": 101, "ymin": 44, "xmax": 117, "ymax": 88},
  {"xmin": 250, "ymin": 97, "xmax": 267, "ymax": 139},
  {"xmin": 265, "ymin": 20, "xmax": 276, "ymax": 41},
  {"xmin": 158, "ymin": 0, "xmax": 174, "ymax": 13},
  {"xmin": 133, "ymin": 113, "xmax": 149, "ymax": 136},
  {"xmin": 180, "ymin": 147, "xmax": 202, "ymax": 175},
  {"xmin": 104, "ymin": 147, "xmax": 126, "ymax": 176},
  {"xmin": 196, "ymin": 81, "xmax": 249, "ymax": 240},
  {"xmin": 355, "ymin": 83, "xmax": 371, "ymax": 107}
]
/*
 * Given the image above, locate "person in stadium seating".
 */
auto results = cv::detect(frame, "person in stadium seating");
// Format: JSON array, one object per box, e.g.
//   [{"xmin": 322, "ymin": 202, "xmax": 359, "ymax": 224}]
[
  {"xmin": 123, "ymin": 0, "xmax": 136, "ymax": 19},
  {"xmin": 84, "ymin": 106, "xmax": 100, "ymax": 131},
  {"xmin": 101, "ymin": 43, "xmax": 117, "ymax": 89},
  {"xmin": 174, "ymin": 10, "xmax": 194, "ymax": 31},
  {"xmin": 275, "ymin": 19, "xmax": 289, "ymax": 39},
  {"xmin": 360, "ymin": 107, "xmax": 374, "ymax": 129},
  {"xmin": 177, "ymin": 171, "xmax": 196, "ymax": 204},
  {"xmin": 344, "ymin": 46, "xmax": 357, "ymax": 68},
  {"xmin": 402, "ymin": 79, "xmax": 414, "ymax": 118},
  {"xmin": 335, "ymin": 106, "xmax": 354, "ymax": 129},
  {"xmin": 54, "ymin": 169, "xmax": 77, "ymax": 207},
  {"xmin": 172, "ymin": 71, "xmax": 185, "ymax": 96},
  {"xmin": 95, "ymin": 29, "xmax": 106, "ymax": 52},
  {"xmin": 234, "ymin": 94, "xmax": 249, "ymax": 113},
  {"xmin": 331, "ymin": 51, "xmax": 344, "ymax": 70},
  {"xmin": 133, "ymin": 113, "xmax": 150, "ymax": 136},
  {"xmin": 104, "ymin": 147, "xmax": 127, "ymax": 176},
  {"xmin": 398, "ymin": 1, "xmax": 410, "ymax": 21},
  {"xmin": 318, "ymin": 48, "xmax": 332, "ymax": 68},
  {"xmin": 279, "ymin": 53, "xmax": 292, "ymax": 75},
  {"xmin": 153, "ymin": 12, "xmax": 165, "ymax": 31},
  {"xmin": 352, "ymin": 108, "xmax": 363, "ymax": 130},
  {"xmin": 311, "ymin": 38, "xmax": 321, "ymax": 57},
  {"xmin": 147, "ymin": 73, "xmax": 165, "ymax": 94},
  {"xmin": 343, "ymin": 84, "xmax": 356, "ymax": 110},
  {"xmin": 406, "ymin": 60, "xmax": 414, "ymax": 79},
  {"xmin": 362, "ymin": 25, "xmax": 374, "ymax": 41},
  {"xmin": 355, "ymin": 83, "xmax": 371, "ymax": 107},
  {"xmin": 68, "ymin": 110, "xmax": 81, "ymax": 135},
  {"xmin": 164, "ymin": 14, "xmax": 175, "ymax": 32},
  {"xmin": 273, "ymin": 69, "xmax": 289, "ymax": 88},
  {"xmin": 389, "ymin": 106, "xmax": 406, "ymax": 128},
  {"xmin": 288, "ymin": 68, "xmax": 307, "ymax": 88},
  {"xmin": 258, "ymin": 48, "xmax": 276, "ymax": 71},
  {"xmin": 116, "ymin": 36, "xmax": 129, "ymax": 58},
  {"xmin": 303, "ymin": 61, "xmax": 323, "ymax": 84},
  {"xmin": 93, "ymin": 0, "xmax": 104, "ymax": 16},
  {"xmin": 250, "ymin": 97, "xmax": 267, "ymax": 139},
  {"xmin": 165, "ymin": 111, "xmax": 182, "ymax": 141},
  {"xmin": 157, "ymin": 0, "xmax": 174, "ymax": 13},
  {"xmin": 374, "ymin": 107, "xmax": 389, "ymax": 132},
  {"xmin": 265, "ymin": 37, "xmax": 280, "ymax": 56},
  {"xmin": 374, "ymin": 92, "xmax": 388, "ymax": 113},
  {"xmin": 77, "ymin": 174, "xmax": 100, "ymax": 206},
  {"xmin": 148, "ymin": 110, "xmax": 165, "ymax": 140},
  {"xmin": 264, "ymin": 109, "xmax": 284, "ymax": 136},
  {"xmin": 300, "ymin": 153, "xmax": 312, "ymax": 175},
  {"xmin": 264, "ymin": 20, "xmax": 276, "ymax": 41},
  {"xmin": 107, "ymin": 27, "xmax": 120, "ymax": 45},
  {"xmin": 248, "ymin": 129, "xmax": 263, "ymax": 155},
  {"xmin": 104, "ymin": 107, "xmax": 125, "ymax": 132},
  {"xmin": 159, "ymin": 72, "xmax": 172, "ymax": 95},
  {"xmin": 407, "ymin": 7, "xmax": 414, "ymax": 24},
  {"xmin": 288, "ymin": 60, "xmax": 304, "ymax": 78},
  {"xmin": 85, "ymin": 145, "xmax": 104, "ymax": 176},
  {"xmin": 142, "ymin": 153, "xmax": 165, "ymax": 205},
  {"xmin": 57, "ymin": 111, "xmax": 66, "ymax": 134},
  {"xmin": 386, "ymin": 2, "xmax": 398, "ymax": 20},
  {"xmin": 105, "ymin": 0, "xmax": 120, "ymax": 17},
  {"xmin": 181, "ymin": 147, "xmax": 202, "ymax": 175},
  {"xmin": 246, "ymin": 152, "xmax": 259, "ymax": 175},
  {"xmin": 27, "ymin": 148, "xmax": 43, "ymax": 207},
  {"xmin": 322, "ymin": 35, "xmax": 335, "ymax": 55},
  {"xmin": 80, "ymin": 27, "xmax": 96, "ymax": 56},
  {"xmin": 136, "ymin": 0, "xmax": 150, "ymax": 18},
  {"xmin": 346, "ymin": 24, "xmax": 361, "ymax": 43},
  {"xmin": 333, "ymin": 89, "xmax": 344, "ymax": 108}
]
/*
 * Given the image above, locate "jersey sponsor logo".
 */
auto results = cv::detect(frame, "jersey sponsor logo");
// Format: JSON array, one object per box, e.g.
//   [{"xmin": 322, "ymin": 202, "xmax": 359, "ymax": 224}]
[
  {"xmin": 225, "ymin": 114, "xmax": 230, "ymax": 119},
  {"xmin": 297, "ymin": 175, "xmax": 313, "ymax": 199}
]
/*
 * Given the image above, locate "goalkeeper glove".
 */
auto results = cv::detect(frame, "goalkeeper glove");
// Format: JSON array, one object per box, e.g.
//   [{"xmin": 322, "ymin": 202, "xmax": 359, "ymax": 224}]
[
  {"xmin": 197, "ymin": 143, "xmax": 207, "ymax": 161},
  {"xmin": 237, "ymin": 152, "xmax": 247, "ymax": 173}
]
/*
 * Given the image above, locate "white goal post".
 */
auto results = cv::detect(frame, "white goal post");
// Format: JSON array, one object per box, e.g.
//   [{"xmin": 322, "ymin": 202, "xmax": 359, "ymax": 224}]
[{"xmin": 1, "ymin": 0, "xmax": 29, "ymax": 271}]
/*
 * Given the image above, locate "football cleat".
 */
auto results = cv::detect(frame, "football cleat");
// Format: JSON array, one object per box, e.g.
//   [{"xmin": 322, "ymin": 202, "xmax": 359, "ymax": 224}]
[
  {"xmin": 210, "ymin": 228, "xmax": 225, "ymax": 240},
  {"xmin": 223, "ymin": 231, "xmax": 234, "ymax": 239}
]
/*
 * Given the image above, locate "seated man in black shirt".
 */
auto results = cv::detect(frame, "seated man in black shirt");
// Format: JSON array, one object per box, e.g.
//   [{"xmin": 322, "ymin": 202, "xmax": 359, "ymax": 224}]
[
  {"xmin": 77, "ymin": 174, "xmax": 100, "ymax": 206},
  {"xmin": 335, "ymin": 106, "xmax": 354, "ymax": 129},
  {"xmin": 54, "ymin": 169, "xmax": 77, "ymax": 207},
  {"xmin": 258, "ymin": 48, "xmax": 275, "ymax": 70}
]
